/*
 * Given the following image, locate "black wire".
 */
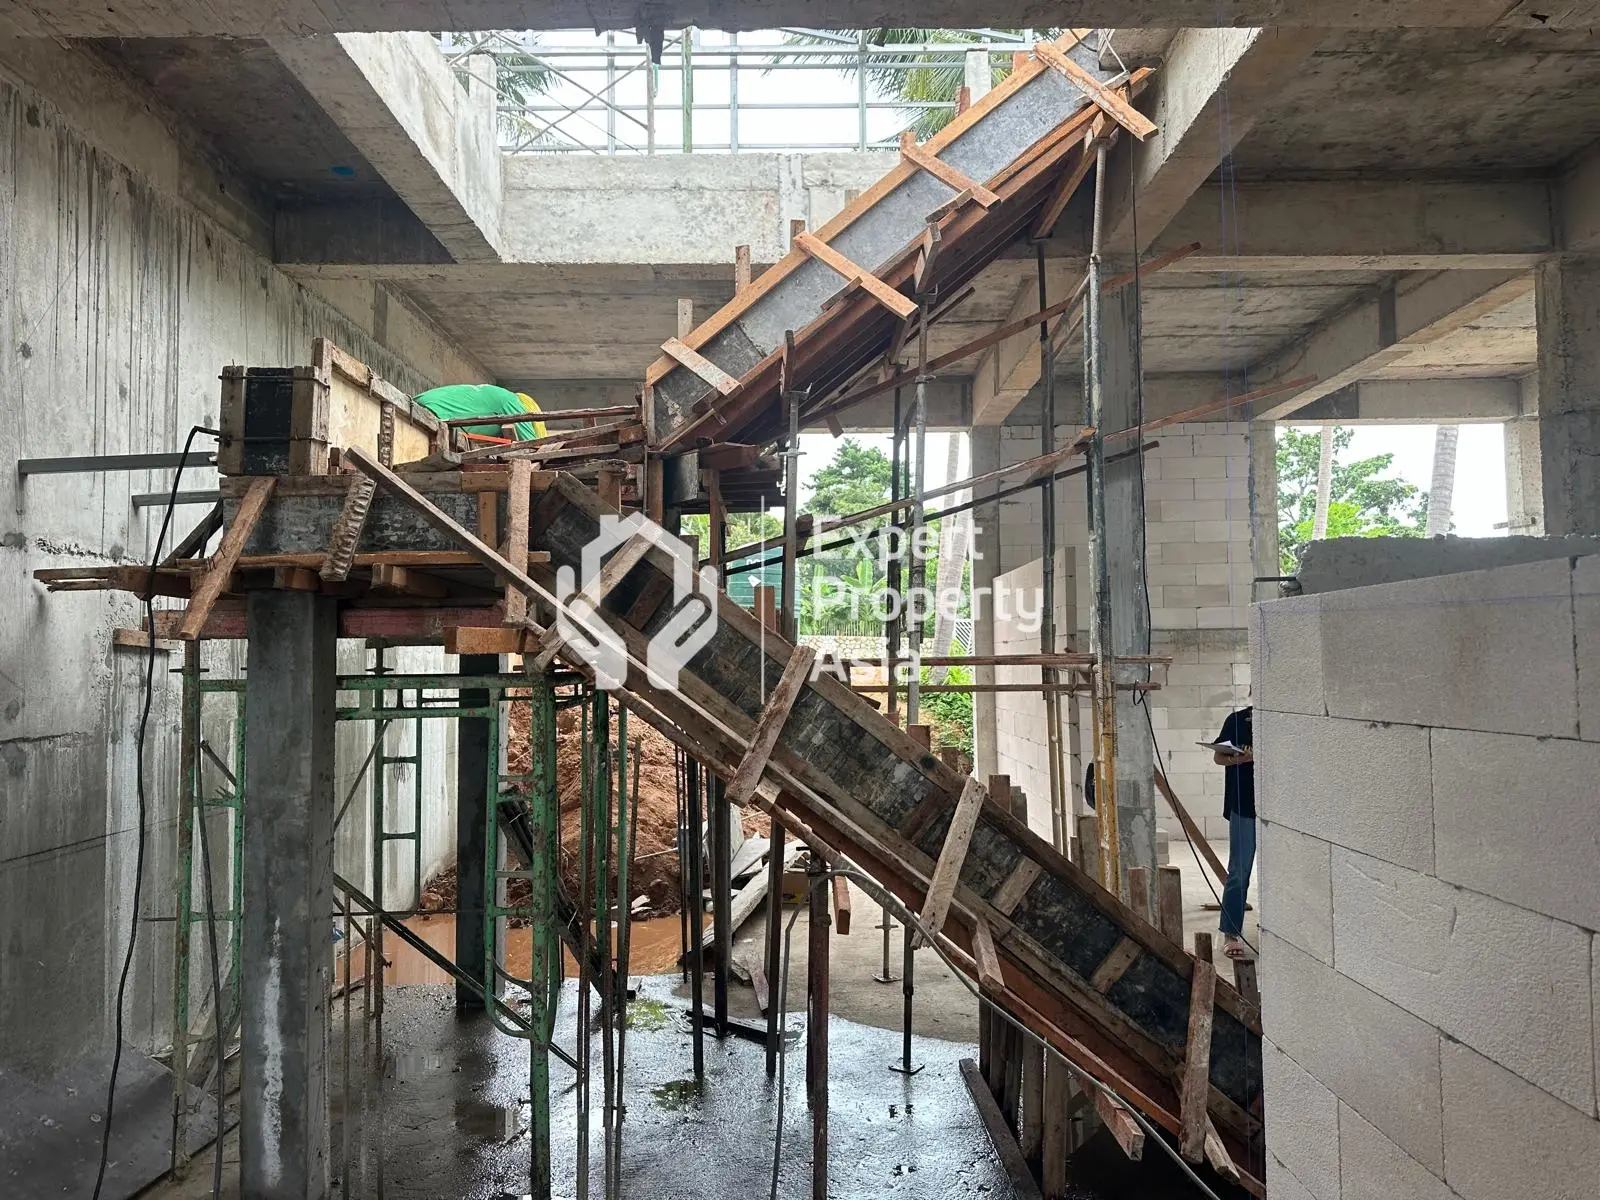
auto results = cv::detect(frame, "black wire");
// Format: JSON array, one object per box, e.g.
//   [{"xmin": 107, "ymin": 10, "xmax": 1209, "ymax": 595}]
[{"xmin": 92, "ymin": 425, "xmax": 216, "ymax": 1200}]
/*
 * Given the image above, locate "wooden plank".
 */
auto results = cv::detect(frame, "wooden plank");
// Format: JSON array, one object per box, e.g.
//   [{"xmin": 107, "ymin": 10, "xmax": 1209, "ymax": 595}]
[
  {"xmin": 178, "ymin": 477, "xmax": 275, "ymax": 640},
  {"xmin": 914, "ymin": 222, "xmax": 943, "ymax": 295},
  {"xmin": 370, "ymin": 564, "xmax": 450, "ymax": 598},
  {"xmin": 476, "ymin": 488, "xmax": 498, "ymax": 546},
  {"xmin": 898, "ymin": 131, "xmax": 1000, "ymax": 206},
  {"xmin": 1153, "ymin": 772, "xmax": 1228, "ymax": 886},
  {"xmin": 1031, "ymin": 133, "xmax": 1100, "ymax": 239},
  {"xmin": 734, "ymin": 245, "xmax": 752, "ymax": 293},
  {"xmin": 795, "ymin": 232, "xmax": 918, "ymax": 321},
  {"xmin": 1033, "ymin": 42, "xmax": 1157, "ymax": 140},
  {"xmin": 959, "ymin": 1059, "xmax": 1046, "ymax": 1200},
  {"xmin": 1203, "ymin": 1117, "xmax": 1241, "ymax": 1182},
  {"xmin": 991, "ymin": 859, "xmax": 1043, "ymax": 917},
  {"xmin": 727, "ymin": 645, "xmax": 818, "ymax": 803},
  {"xmin": 161, "ymin": 502, "xmax": 225, "ymax": 567},
  {"xmin": 503, "ymin": 460, "xmax": 533, "ymax": 624},
  {"xmin": 1156, "ymin": 865, "xmax": 1184, "ymax": 944},
  {"xmin": 677, "ymin": 298, "xmax": 694, "ymax": 338},
  {"xmin": 272, "ymin": 565, "xmax": 320, "ymax": 591},
  {"xmin": 971, "ymin": 918, "xmax": 1004, "ymax": 991},
  {"xmin": 1233, "ymin": 956, "xmax": 1260, "ymax": 1013},
  {"xmin": 831, "ymin": 875, "xmax": 852, "ymax": 935},
  {"xmin": 1041, "ymin": 1053, "xmax": 1069, "ymax": 1200},
  {"xmin": 1180, "ymin": 933, "xmax": 1218, "ymax": 1162},
  {"xmin": 1089, "ymin": 937, "xmax": 1142, "ymax": 994},
  {"xmin": 1094, "ymin": 1091, "xmax": 1146, "ymax": 1160},
  {"xmin": 661, "ymin": 336, "xmax": 741, "ymax": 397},
  {"xmin": 916, "ymin": 778, "xmax": 986, "ymax": 942}
]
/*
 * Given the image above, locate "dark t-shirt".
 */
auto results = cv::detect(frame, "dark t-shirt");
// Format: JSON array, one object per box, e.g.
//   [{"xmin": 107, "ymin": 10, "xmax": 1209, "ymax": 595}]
[{"xmin": 1219, "ymin": 707, "xmax": 1255, "ymax": 820}]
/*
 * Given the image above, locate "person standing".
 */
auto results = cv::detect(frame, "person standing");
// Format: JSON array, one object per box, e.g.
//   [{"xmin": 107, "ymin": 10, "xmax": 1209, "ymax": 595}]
[{"xmin": 1210, "ymin": 706, "xmax": 1255, "ymax": 960}]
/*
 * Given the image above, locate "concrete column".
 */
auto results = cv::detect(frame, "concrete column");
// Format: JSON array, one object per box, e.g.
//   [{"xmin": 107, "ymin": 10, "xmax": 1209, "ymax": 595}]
[
  {"xmin": 242, "ymin": 591, "xmax": 336, "ymax": 1199},
  {"xmin": 1101, "ymin": 278, "xmax": 1157, "ymax": 876},
  {"xmin": 969, "ymin": 426, "xmax": 1001, "ymax": 782},
  {"xmin": 455, "ymin": 653, "xmax": 499, "ymax": 1011},
  {"xmin": 1249, "ymin": 419, "xmax": 1280, "ymax": 586},
  {"xmin": 964, "ymin": 51, "xmax": 992, "ymax": 102},
  {"xmin": 1535, "ymin": 256, "xmax": 1600, "ymax": 535}
]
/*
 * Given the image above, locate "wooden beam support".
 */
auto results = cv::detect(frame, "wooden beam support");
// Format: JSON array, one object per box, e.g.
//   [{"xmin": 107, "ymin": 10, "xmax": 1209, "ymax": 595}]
[
  {"xmin": 959, "ymin": 1059, "xmax": 1046, "ymax": 1200},
  {"xmin": 503, "ymin": 459, "xmax": 532, "ymax": 623},
  {"xmin": 898, "ymin": 131, "xmax": 999, "ymax": 207},
  {"xmin": 1180, "ymin": 932, "xmax": 1217, "ymax": 1162},
  {"xmin": 1094, "ymin": 1090, "xmax": 1146, "ymax": 1160},
  {"xmin": 831, "ymin": 875, "xmax": 852, "ymax": 935},
  {"xmin": 1154, "ymin": 772, "xmax": 1228, "ymax": 886},
  {"xmin": 915, "ymin": 778, "xmax": 986, "ymax": 943},
  {"xmin": 1033, "ymin": 42, "xmax": 1157, "ymax": 140},
  {"xmin": 971, "ymin": 917, "xmax": 1005, "ymax": 991},
  {"xmin": 990, "ymin": 858, "xmax": 1043, "ymax": 917},
  {"xmin": 1156, "ymin": 865, "xmax": 1184, "ymax": 944},
  {"xmin": 734, "ymin": 245, "xmax": 752, "ymax": 293},
  {"xmin": 179, "ymin": 477, "xmax": 275, "ymax": 640},
  {"xmin": 794, "ymin": 232, "xmax": 918, "ymax": 321},
  {"xmin": 727, "ymin": 645, "xmax": 817, "ymax": 804}
]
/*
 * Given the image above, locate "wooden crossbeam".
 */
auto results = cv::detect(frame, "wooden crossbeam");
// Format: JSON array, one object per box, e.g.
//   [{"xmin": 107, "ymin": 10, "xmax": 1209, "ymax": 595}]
[
  {"xmin": 989, "ymin": 858, "xmax": 1043, "ymax": 917},
  {"xmin": 914, "ymin": 222, "xmax": 943, "ymax": 297},
  {"xmin": 1095, "ymin": 1091, "xmax": 1146, "ymax": 1160},
  {"xmin": 794, "ymin": 232, "xmax": 918, "ymax": 321},
  {"xmin": 831, "ymin": 875, "xmax": 852, "ymax": 934},
  {"xmin": 179, "ymin": 477, "xmax": 275, "ymax": 640},
  {"xmin": 661, "ymin": 336, "xmax": 741, "ymax": 397},
  {"xmin": 1180, "ymin": 933, "xmax": 1218, "ymax": 1162},
  {"xmin": 503, "ymin": 460, "xmax": 532, "ymax": 623},
  {"xmin": 727, "ymin": 645, "xmax": 817, "ymax": 803},
  {"xmin": 1089, "ymin": 937, "xmax": 1142, "ymax": 994},
  {"xmin": 370, "ymin": 564, "xmax": 449, "ymax": 598},
  {"xmin": 1033, "ymin": 42, "xmax": 1157, "ymax": 140},
  {"xmin": 587, "ymin": 532, "xmax": 655, "ymax": 603},
  {"xmin": 898, "ymin": 131, "xmax": 999, "ymax": 207},
  {"xmin": 915, "ymin": 778, "xmax": 986, "ymax": 943},
  {"xmin": 1204, "ymin": 1117, "xmax": 1241, "ymax": 1181}
]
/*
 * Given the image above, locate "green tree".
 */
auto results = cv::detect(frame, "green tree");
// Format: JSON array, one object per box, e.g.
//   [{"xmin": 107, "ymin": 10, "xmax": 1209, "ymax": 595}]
[
  {"xmin": 805, "ymin": 438, "xmax": 893, "ymax": 516},
  {"xmin": 445, "ymin": 34, "xmax": 557, "ymax": 145},
  {"xmin": 1277, "ymin": 427, "xmax": 1428, "ymax": 574},
  {"xmin": 769, "ymin": 30, "xmax": 1048, "ymax": 139}
]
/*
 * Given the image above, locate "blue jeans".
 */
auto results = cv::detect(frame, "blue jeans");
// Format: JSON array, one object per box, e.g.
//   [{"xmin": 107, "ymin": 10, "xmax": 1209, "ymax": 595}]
[{"xmin": 1220, "ymin": 813, "xmax": 1257, "ymax": 938}]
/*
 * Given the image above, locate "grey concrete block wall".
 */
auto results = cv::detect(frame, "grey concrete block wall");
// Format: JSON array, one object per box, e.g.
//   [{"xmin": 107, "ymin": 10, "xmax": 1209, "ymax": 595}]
[
  {"xmin": 0, "ymin": 41, "xmax": 475, "ymax": 1074},
  {"xmin": 1255, "ymin": 556, "xmax": 1600, "ymax": 1200}
]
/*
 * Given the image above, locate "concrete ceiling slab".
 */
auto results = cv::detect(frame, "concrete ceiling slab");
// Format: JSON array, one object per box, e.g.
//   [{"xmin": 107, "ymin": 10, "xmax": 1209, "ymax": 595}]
[
  {"xmin": 93, "ymin": 38, "xmax": 393, "ymax": 202},
  {"xmin": 1231, "ymin": 29, "xmax": 1600, "ymax": 175},
  {"xmin": 0, "ymin": 2, "xmax": 1524, "ymax": 39}
]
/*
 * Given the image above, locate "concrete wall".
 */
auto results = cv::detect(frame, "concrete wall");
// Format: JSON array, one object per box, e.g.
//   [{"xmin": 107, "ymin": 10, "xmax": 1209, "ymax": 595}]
[
  {"xmin": 0, "ymin": 41, "xmax": 477, "ymax": 1075},
  {"xmin": 1254, "ymin": 556, "xmax": 1600, "ymax": 1200},
  {"xmin": 500, "ymin": 151, "xmax": 896, "ymax": 266},
  {"xmin": 988, "ymin": 419, "xmax": 1254, "ymax": 843}
]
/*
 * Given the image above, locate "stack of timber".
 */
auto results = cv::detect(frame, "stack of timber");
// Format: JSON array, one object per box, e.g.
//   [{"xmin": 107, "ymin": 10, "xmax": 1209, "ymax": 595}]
[{"xmin": 642, "ymin": 28, "xmax": 1155, "ymax": 509}]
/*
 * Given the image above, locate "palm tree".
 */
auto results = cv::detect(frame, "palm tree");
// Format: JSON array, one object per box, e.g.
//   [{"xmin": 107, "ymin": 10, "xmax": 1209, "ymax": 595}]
[
  {"xmin": 1311, "ymin": 426, "xmax": 1335, "ymax": 541},
  {"xmin": 1425, "ymin": 425, "xmax": 1459, "ymax": 537},
  {"xmin": 768, "ymin": 29, "xmax": 1047, "ymax": 140}
]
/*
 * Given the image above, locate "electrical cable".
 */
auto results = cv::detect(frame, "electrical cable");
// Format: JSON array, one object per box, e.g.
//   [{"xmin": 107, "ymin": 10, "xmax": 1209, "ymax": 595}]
[
  {"xmin": 767, "ymin": 865, "xmax": 1229, "ymax": 1200},
  {"xmin": 92, "ymin": 424, "xmax": 218, "ymax": 1200}
]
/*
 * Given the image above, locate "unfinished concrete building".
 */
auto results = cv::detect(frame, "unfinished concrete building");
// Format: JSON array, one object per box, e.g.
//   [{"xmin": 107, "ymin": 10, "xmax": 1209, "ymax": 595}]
[{"xmin": 2, "ymin": 5, "xmax": 1597, "ymax": 1200}]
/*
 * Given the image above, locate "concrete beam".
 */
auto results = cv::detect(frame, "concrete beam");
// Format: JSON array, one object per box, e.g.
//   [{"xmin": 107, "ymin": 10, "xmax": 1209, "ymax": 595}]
[
  {"xmin": 274, "ymin": 199, "xmax": 453, "ymax": 266},
  {"xmin": 0, "ymin": 1, "xmax": 1525, "ymax": 38},
  {"xmin": 970, "ymin": 260, "xmax": 1080, "ymax": 426},
  {"xmin": 1287, "ymin": 378, "xmax": 1522, "ymax": 424},
  {"xmin": 270, "ymin": 34, "xmax": 504, "ymax": 263},
  {"xmin": 1105, "ymin": 27, "xmax": 1324, "ymax": 251},
  {"xmin": 1153, "ymin": 180, "xmax": 1556, "ymax": 272},
  {"xmin": 1255, "ymin": 270, "xmax": 1536, "ymax": 420}
]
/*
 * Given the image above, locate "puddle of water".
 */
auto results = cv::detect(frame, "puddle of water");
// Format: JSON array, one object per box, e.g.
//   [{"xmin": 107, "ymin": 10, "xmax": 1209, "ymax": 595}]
[{"xmin": 649, "ymin": 1079, "xmax": 703, "ymax": 1111}]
